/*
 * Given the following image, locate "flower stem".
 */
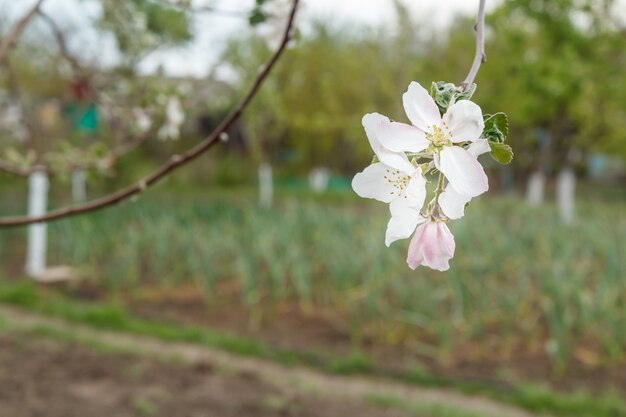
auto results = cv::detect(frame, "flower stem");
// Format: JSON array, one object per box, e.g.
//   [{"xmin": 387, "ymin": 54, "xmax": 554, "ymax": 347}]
[{"xmin": 429, "ymin": 171, "xmax": 446, "ymax": 218}]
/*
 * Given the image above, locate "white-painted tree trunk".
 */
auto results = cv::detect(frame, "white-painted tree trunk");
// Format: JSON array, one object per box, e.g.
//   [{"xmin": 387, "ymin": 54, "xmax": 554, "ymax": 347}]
[
  {"xmin": 71, "ymin": 169, "xmax": 87, "ymax": 204},
  {"xmin": 556, "ymin": 168, "xmax": 576, "ymax": 224},
  {"xmin": 258, "ymin": 163, "xmax": 273, "ymax": 209},
  {"xmin": 526, "ymin": 171, "xmax": 545, "ymax": 206},
  {"xmin": 26, "ymin": 170, "xmax": 49, "ymax": 277},
  {"xmin": 309, "ymin": 167, "xmax": 330, "ymax": 193}
]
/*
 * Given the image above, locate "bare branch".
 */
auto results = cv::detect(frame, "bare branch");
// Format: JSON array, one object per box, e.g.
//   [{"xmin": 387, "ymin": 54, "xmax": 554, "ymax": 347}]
[
  {"xmin": 0, "ymin": 0, "xmax": 45, "ymax": 63},
  {"xmin": 0, "ymin": 0, "xmax": 300, "ymax": 228},
  {"xmin": 3, "ymin": 57, "xmax": 40, "ymax": 157},
  {"xmin": 191, "ymin": 6, "xmax": 255, "ymax": 18},
  {"xmin": 0, "ymin": 159, "xmax": 31, "ymax": 177},
  {"xmin": 461, "ymin": 0, "xmax": 487, "ymax": 91},
  {"xmin": 69, "ymin": 132, "xmax": 151, "ymax": 173},
  {"xmin": 0, "ymin": 131, "xmax": 149, "ymax": 177},
  {"xmin": 37, "ymin": 10, "xmax": 82, "ymax": 75}
]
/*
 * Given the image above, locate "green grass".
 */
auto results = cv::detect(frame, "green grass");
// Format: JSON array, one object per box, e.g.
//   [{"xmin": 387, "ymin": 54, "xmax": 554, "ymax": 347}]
[
  {"xmin": 0, "ymin": 279, "xmax": 625, "ymax": 417},
  {"xmin": 2, "ymin": 190, "xmax": 622, "ymax": 369}
]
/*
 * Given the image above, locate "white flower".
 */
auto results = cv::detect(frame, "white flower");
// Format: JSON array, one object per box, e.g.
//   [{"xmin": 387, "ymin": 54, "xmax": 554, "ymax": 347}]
[
  {"xmin": 133, "ymin": 108, "xmax": 152, "ymax": 133},
  {"xmin": 391, "ymin": 82, "xmax": 489, "ymax": 199},
  {"xmin": 351, "ymin": 81, "xmax": 497, "ymax": 272},
  {"xmin": 158, "ymin": 97, "xmax": 184, "ymax": 140},
  {"xmin": 438, "ymin": 139, "xmax": 491, "ymax": 219},
  {"xmin": 407, "ymin": 219, "xmax": 456, "ymax": 271},
  {"xmin": 352, "ymin": 113, "xmax": 427, "ymax": 210},
  {"xmin": 385, "ymin": 198, "xmax": 424, "ymax": 247}
]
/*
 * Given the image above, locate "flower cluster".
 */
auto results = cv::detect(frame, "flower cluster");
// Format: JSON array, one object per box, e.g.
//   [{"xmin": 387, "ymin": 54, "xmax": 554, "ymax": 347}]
[
  {"xmin": 352, "ymin": 81, "xmax": 511, "ymax": 271},
  {"xmin": 158, "ymin": 96, "xmax": 185, "ymax": 141}
]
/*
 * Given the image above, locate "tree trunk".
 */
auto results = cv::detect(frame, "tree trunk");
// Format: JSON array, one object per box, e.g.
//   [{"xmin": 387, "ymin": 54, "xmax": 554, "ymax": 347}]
[
  {"xmin": 526, "ymin": 171, "xmax": 545, "ymax": 206},
  {"xmin": 258, "ymin": 163, "xmax": 273, "ymax": 209},
  {"xmin": 309, "ymin": 167, "xmax": 330, "ymax": 193},
  {"xmin": 556, "ymin": 168, "xmax": 576, "ymax": 224},
  {"xmin": 26, "ymin": 170, "xmax": 49, "ymax": 277},
  {"xmin": 71, "ymin": 169, "xmax": 87, "ymax": 204}
]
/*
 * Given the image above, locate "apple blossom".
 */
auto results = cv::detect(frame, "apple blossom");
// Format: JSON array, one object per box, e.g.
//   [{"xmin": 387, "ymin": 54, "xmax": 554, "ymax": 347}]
[
  {"xmin": 158, "ymin": 97, "xmax": 185, "ymax": 141},
  {"xmin": 352, "ymin": 113, "xmax": 427, "ymax": 210},
  {"xmin": 133, "ymin": 108, "xmax": 152, "ymax": 133},
  {"xmin": 352, "ymin": 80, "xmax": 513, "ymax": 271},
  {"xmin": 407, "ymin": 219, "xmax": 456, "ymax": 271},
  {"xmin": 438, "ymin": 138, "xmax": 492, "ymax": 219}
]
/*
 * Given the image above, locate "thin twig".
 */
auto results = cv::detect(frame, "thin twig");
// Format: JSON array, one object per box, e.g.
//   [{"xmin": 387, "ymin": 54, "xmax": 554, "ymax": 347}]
[
  {"xmin": 0, "ymin": 0, "xmax": 45, "ymax": 63},
  {"xmin": 3, "ymin": 57, "xmax": 40, "ymax": 157},
  {"xmin": 71, "ymin": 131, "xmax": 151, "ymax": 173},
  {"xmin": 461, "ymin": 0, "xmax": 487, "ymax": 91},
  {"xmin": 37, "ymin": 10, "xmax": 82, "ymax": 75},
  {"xmin": 0, "ymin": 131, "xmax": 149, "ymax": 177},
  {"xmin": 0, "ymin": 159, "xmax": 31, "ymax": 176},
  {"xmin": 0, "ymin": 0, "xmax": 300, "ymax": 228}
]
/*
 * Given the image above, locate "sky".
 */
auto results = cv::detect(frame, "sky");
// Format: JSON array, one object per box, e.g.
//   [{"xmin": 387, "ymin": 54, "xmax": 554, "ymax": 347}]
[
  {"xmin": 2, "ymin": 0, "xmax": 493, "ymax": 77},
  {"xmin": 143, "ymin": 0, "xmax": 491, "ymax": 76}
]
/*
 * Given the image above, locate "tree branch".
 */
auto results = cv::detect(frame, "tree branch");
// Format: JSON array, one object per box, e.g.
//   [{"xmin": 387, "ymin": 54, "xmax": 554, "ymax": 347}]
[
  {"xmin": 3, "ymin": 57, "xmax": 40, "ymax": 157},
  {"xmin": 0, "ymin": 159, "xmax": 31, "ymax": 177},
  {"xmin": 0, "ymin": 0, "xmax": 45, "ymax": 63},
  {"xmin": 37, "ymin": 10, "xmax": 82, "ymax": 75},
  {"xmin": 0, "ymin": 0, "xmax": 300, "ymax": 228},
  {"xmin": 0, "ymin": 131, "xmax": 149, "ymax": 177},
  {"xmin": 461, "ymin": 0, "xmax": 487, "ymax": 91},
  {"xmin": 68, "ymin": 131, "xmax": 151, "ymax": 173}
]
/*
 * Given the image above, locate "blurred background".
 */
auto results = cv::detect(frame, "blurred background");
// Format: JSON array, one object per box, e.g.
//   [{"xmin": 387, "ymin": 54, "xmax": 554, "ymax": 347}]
[{"xmin": 0, "ymin": 1, "xmax": 625, "ymax": 416}]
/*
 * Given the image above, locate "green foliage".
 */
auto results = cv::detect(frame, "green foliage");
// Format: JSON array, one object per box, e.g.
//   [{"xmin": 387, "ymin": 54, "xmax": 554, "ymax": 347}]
[
  {"xmin": 430, "ymin": 81, "xmax": 477, "ymax": 113},
  {"xmin": 248, "ymin": 8, "xmax": 268, "ymax": 26},
  {"xmin": 99, "ymin": 0, "xmax": 192, "ymax": 63},
  {"xmin": 481, "ymin": 113, "xmax": 509, "ymax": 144},
  {"xmin": 248, "ymin": 0, "xmax": 276, "ymax": 27},
  {"xmin": 221, "ymin": 11, "xmax": 425, "ymax": 171},
  {"xmin": 220, "ymin": 0, "xmax": 625, "ymax": 177},
  {"xmin": 475, "ymin": 0, "xmax": 626, "ymax": 167},
  {"xmin": 430, "ymin": 81, "xmax": 457, "ymax": 112},
  {"xmin": 1, "ymin": 276, "xmax": 625, "ymax": 417},
  {"xmin": 1, "ymin": 191, "xmax": 623, "ymax": 373},
  {"xmin": 489, "ymin": 143, "xmax": 514, "ymax": 165}
]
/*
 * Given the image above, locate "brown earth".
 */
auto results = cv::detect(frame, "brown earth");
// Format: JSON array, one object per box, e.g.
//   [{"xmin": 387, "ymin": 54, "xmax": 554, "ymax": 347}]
[
  {"xmin": 63, "ymin": 281, "xmax": 626, "ymax": 395},
  {"xmin": 0, "ymin": 331, "xmax": 411, "ymax": 417},
  {"xmin": 0, "ymin": 306, "xmax": 538, "ymax": 417}
]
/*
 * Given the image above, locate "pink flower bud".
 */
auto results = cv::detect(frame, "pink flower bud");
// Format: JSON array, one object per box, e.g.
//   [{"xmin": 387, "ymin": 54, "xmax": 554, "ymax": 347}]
[{"xmin": 407, "ymin": 220, "xmax": 456, "ymax": 271}]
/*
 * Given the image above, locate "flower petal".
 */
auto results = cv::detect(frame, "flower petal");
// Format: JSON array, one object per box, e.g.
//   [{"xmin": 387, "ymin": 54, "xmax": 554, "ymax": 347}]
[
  {"xmin": 377, "ymin": 121, "xmax": 429, "ymax": 153},
  {"xmin": 439, "ymin": 146, "xmax": 489, "ymax": 197},
  {"xmin": 351, "ymin": 163, "xmax": 400, "ymax": 203},
  {"xmin": 362, "ymin": 113, "xmax": 414, "ymax": 173},
  {"xmin": 362, "ymin": 113, "xmax": 389, "ymax": 151},
  {"xmin": 468, "ymin": 139, "xmax": 491, "ymax": 158},
  {"xmin": 442, "ymin": 100, "xmax": 484, "ymax": 143},
  {"xmin": 405, "ymin": 173, "xmax": 427, "ymax": 210},
  {"xmin": 407, "ymin": 222, "xmax": 428, "ymax": 269},
  {"xmin": 408, "ymin": 221, "xmax": 455, "ymax": 271},
  {"xmin": 439, "ymin": 186, "xmax": 472, "ymax": 219},
  {"xmin": 385, "ymin": 199, "xmax": 424, "ymax": 247},
  {"xmin": 402, "ymin": 82, "xmax": 441, "ymax": 132},
  {"xmin": 423, "ymin": 222, "xmax": 456, "ymax": 271}
]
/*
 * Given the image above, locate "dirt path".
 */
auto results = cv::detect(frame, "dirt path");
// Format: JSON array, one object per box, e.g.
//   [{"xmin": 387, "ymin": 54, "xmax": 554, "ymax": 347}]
[{"xmin": 0, "ymin": 306, "xmax": 541, "ymax": 417}]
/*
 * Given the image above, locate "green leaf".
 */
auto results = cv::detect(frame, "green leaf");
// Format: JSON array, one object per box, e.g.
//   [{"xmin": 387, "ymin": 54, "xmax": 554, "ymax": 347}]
[
  {"xmin": 430, "ymin": 81, "xmax": 456, "ymax": 111},
  {"xmin": 482, "ymin": 112, "xmax": 509, "ymax": 144},
  {"xmin": 249, "ymin": 8, "xmax": 267, "ymax": 26},
  {"xmin": 430, "ymin": 81, "xmax": 477, "ymax": 113},
  {"xmin": 490, "ymin": 143, "xmax": 514, "ymax": 164},
  {"xmin": 456, "ymin": 83, "xmax": 476, "ymax": 101}
]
